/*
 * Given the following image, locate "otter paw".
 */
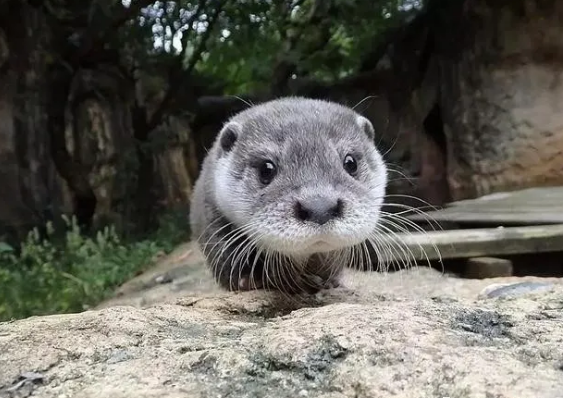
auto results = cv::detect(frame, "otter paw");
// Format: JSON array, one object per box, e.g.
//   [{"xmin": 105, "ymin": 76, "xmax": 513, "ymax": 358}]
[
  {"xmin": 238, "ymin": 276, "xmax": 264, "ymax": 291},
  {"xmin": 326, "ymin": 278, "xmax": 342, "ymax": 289},
  {"xmin": 305, "ymin": 275, "xmax": 341, "ymax": 292}
]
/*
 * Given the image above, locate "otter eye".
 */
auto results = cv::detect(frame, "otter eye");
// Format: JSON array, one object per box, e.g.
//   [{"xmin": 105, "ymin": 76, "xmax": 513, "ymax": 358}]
[
  {"xmin": 258, "ymin": 160, "xmax": 277, "ymax": 185},
  {"xmin": 343, "ymin": 154, "xmax": 358, "ymax": 176}
]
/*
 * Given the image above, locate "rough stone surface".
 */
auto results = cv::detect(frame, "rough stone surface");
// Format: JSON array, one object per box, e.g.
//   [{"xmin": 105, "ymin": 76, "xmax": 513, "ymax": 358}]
[
  {"xmin": 2, "ymin": 245, "xmax": 563, "ymax": 398},
  {"xmin": 439, "ymin": 0, "xmax": 563, "ymax": 199}
]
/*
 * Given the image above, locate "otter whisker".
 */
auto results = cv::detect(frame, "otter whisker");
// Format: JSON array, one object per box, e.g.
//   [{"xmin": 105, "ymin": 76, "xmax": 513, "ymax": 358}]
[
  {"xmin": 360, "ymin": 240, "xmax": 373, "ymax": 272},
  {"xmin": 349, "ymin": 244, "xmax": 360, "ymax": 272},
  {"xmin": 378, "ymin": 217, "xmax": 423, "ymax": 260},
  {"xmin": 229, "ymin": 224, "xmax": 270, "ymax": 289},
  {"xmin": 366, "ymin": 233, "xmax": 403, "ymax": 273},
  {"xmin": 351, "ymin": 95, "xmax": 377, "ymax": 111},
  {"xmin": 377, "ymin": 215, "xmax": 440, "ymax": 272},
  {"xmin": 384, "ymin": 193, "xmax": 440, "ymax": 208},
  {"xmin": 379, "ymin": 211, "xmax": 442, "ymax": 265},
  {"xmin": 271, "ymin": 251, "xmax": 300, "ymax": 301},
  {"xmin": 249, "ymin": 245, "xmax": 265, "ymax": 290},
  {"xmin": 385, "ymin": 168, "xmax": 418, "ymax": 185},
  {"xmin": 322, "ymin": 250, "xmax": 345, "ymax": 287},
  {"xmin": 197, "ymin": 217, "xmax": 240, "ymax": 254},
  {"xmin": 284, "ymin": 257, "xmax": 303, "ymax": 298},
  {"xmin": 231, "ymin": 234, "xmax": 258, "ymax": 289},
  {"xmin": 382, "ymin": 196, "xmax": 442, "ymax": 224},
  {"xmin": 372, "ymin": 224, "xmax": 418, "ymax": 271},
  {"xmin": 205, "ymin": 222, "xmax": 263, "ymax": 290},
  {"xmin": 230, "ymin": 95, "xmax": 254, "ymax": 108},
  {"xmin": 364, "ymin": 227, "xmax": 398, "ymax": 272}
]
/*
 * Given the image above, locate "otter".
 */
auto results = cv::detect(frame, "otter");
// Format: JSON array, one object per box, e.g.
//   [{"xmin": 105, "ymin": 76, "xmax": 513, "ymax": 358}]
[{"xmin": 189, "ymin": 97, "xmax": 388, "ymax": 294}]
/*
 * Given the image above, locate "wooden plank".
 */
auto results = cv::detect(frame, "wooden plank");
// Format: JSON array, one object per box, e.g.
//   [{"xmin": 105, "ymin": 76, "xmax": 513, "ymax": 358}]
[
  {"xmin": 446, "ymin": 186, "xmax": 563, "ymax": 208},
  {"xmin": 448, "ymin": 198, "xmax": 563, "ymax": 207},
  {"xmin": 377, "ymin": 223, "xmax": 563, "ymax": 263},
  {"xmin": 407, "ymin": 211, "xmax": 563, "ymax": 225},
  {"xmin": 406, "ymin": 185, "xmax": 563, "ymax": 225},
  {"xmin": 440, "ymin": 206, "xmax": 563, "ymax": 212}
]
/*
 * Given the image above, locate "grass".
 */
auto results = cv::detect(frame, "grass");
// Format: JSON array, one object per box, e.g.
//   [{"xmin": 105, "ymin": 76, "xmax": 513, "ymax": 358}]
[{"xmin": 0, "ymin": 212, "xmax": 190, "ymax": 322}]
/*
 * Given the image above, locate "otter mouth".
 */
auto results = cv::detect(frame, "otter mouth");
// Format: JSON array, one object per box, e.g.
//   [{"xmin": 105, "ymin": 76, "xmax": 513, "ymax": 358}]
[
  {"xmin": 310, "ymin": 240, "xmax": 332, "ymax": 249},
  {"xmin": 306, "ymin": 236, "xmax": 347, "ymax": 252}
]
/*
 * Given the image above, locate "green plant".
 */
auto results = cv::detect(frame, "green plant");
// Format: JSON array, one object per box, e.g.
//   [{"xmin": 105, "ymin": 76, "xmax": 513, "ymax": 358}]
[{"xmin": 0, "ymin": 212, "xmax": 190, "ymax": 322}]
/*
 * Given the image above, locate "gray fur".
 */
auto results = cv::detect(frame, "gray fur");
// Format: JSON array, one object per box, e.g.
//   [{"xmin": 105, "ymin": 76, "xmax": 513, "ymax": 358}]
[{"xmin": 189, "ymin": 97, "xmax": 388, "ymax": 294}]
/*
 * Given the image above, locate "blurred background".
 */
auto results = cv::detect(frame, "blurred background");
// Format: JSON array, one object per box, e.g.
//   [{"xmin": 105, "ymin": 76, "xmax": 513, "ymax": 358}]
[{"xmin": 1, "ymin": 0, "xmax": 562, "ymax": 320}]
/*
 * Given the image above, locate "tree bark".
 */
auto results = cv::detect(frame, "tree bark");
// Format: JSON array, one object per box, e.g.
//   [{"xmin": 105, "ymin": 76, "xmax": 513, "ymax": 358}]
[
  {"xmin": 0, "ymin": 1, "xmax": 74, "ymax": 239},
  {"xmin": 47, "ymin": 63, "xmax": 97, "ymax": 231}
]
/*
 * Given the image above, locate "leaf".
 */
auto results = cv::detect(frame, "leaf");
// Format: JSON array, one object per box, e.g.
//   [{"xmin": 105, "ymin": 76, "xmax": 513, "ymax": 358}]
[{"xmin": 0, "ymin": 242, "xmax": 14, "ymax": 253}]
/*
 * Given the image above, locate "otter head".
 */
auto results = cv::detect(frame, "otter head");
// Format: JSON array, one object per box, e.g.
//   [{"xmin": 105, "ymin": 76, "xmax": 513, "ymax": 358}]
[{"xmin": 212, "ymin": 97, "xmax": 388, "ymax": 258}]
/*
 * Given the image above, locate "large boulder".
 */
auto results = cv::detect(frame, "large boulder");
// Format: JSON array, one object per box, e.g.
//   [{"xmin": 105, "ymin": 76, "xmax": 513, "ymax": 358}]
[
  {"xmin": 1, "ymin": 249, "xmax": 562, "ymax": 398},
  {"xmin": 436, "ymin": 0, "xmax": 563, "ymax": 199}
]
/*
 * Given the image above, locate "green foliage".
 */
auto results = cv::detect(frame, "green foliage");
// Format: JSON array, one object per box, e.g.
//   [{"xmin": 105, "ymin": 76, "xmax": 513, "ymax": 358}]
[
  {"xmin": 196, "ymin": 0, "xmax": 424, "ymax": 93},
  {"xmin": 115, "ymin": 0, "xmax": 424, "ymax": 94},
  {"xmin": 0, "ymin": 213, "xmax": 190, "ymax": 322}
]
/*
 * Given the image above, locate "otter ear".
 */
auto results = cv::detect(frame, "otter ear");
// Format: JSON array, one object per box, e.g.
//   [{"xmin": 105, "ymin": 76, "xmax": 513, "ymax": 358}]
[
  {"xmin": 218, "ymin": 121, "xmax": 242, "ymax": 153},
  {"xmin": 356, "ymin": 115, "xmax": 375, "ymax": 140}
]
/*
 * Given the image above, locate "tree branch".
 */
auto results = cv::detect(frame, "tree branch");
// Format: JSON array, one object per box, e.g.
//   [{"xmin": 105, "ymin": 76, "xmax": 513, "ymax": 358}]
[
  {"xmin": 74, "ymin": 0, "xmax": 156, "ymax": 62},
  {"xmin": 270, "ymin": 0, "xmax": 334, "ymax": 95},
  {"xmin": 145, "ymin": 0, "xmax": 224, "ymax": 132}
]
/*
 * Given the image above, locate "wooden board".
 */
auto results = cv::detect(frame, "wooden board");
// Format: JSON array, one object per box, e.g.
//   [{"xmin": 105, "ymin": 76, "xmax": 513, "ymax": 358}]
[
  {"xmin": 377, "ymin": 223, "xmax": 563, "ymax": 263},
  {"xmin": 407, "ymin": 186, "xmax": 563, "ymax": 226}
]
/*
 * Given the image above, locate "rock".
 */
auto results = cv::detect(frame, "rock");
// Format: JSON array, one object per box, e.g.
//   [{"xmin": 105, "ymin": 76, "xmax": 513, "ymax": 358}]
[
  {"xmin": 2, "ymin": 372, "xmax": 44, "ymax": 398},
  {"xmin": 98, "ymin": 243, "xmax": 220, "ymax": 309},
  {"xmin": 1, "ymin": 262, "xmax": 563, "ymax": 398},
  {"xmin": 439, "ymin": 0, "xmax": 563, "ymax": 199},
  {"xmin": 479, "ymin": 281, "xmax": 555, "ymax": 299}
]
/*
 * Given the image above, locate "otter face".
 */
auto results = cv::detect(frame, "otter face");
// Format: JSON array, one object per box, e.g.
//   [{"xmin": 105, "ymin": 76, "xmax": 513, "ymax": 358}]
[{"xmin": 212, "ymin": 98, "xmax": 388, "ymax": 258}]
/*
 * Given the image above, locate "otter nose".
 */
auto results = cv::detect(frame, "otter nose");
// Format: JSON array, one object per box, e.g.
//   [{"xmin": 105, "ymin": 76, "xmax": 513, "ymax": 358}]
[{"xmin": 295, "ymin": 197, "xmax": 344, "ymax": 225}]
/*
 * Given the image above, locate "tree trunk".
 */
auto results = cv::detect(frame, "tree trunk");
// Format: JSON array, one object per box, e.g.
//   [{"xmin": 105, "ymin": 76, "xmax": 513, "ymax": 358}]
[
  {"xmin": 0, "ymin": 2, "xmax": 72, "ymax": 240},
  {"xmin": 47, "ymin": 63, "xmax": 98, "ymax": 231},
  {"xmin": 0, "ymin": 2, "xmax": 198, "ymax": 239}
]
